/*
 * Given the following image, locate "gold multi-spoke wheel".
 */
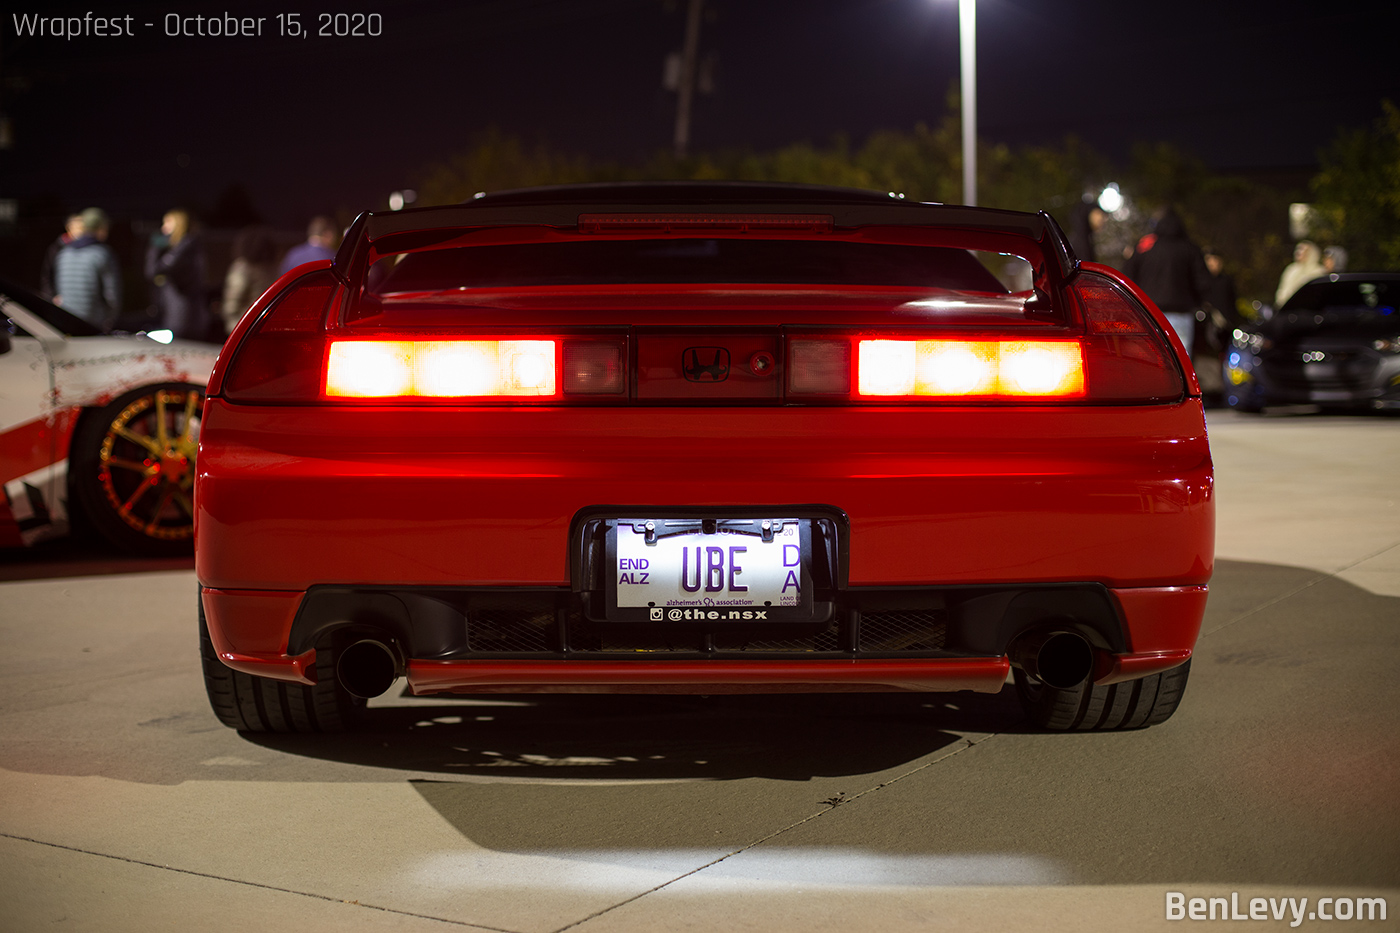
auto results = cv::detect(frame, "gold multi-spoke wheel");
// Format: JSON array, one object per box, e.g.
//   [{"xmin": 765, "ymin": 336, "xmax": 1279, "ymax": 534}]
[{"xmin": 72, "ymin": 383, "xmax": 204, "ymax": 555}]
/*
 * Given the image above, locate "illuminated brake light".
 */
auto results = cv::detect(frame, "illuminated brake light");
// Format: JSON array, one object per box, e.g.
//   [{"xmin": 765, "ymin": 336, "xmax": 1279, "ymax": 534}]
[
  {"xmin": 917, "ymin": 341, "xmax": 999, "ymax": 395},
  {"xmin": 998, "ymin": 342, "xmax": 1085, "ymax": 396},
  {"xmin": 325, "ymin": 340, "xmax": 557, "ymax": 398},
  {"xmin": 857, "ymin": 339, "xmax": 1084, "ymax": 398},
  {"xmin": 858, "ymin": 340, "xmax": 917, "ymax": 395}
]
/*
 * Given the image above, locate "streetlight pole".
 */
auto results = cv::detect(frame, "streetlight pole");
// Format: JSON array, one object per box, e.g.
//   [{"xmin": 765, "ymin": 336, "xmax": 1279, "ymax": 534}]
[
  {"xmin": 959, "ymin": 0, "xmax": 976, "ymax": 206},
  {"xmin": 673, "ymin": 0, "xmax": 704, "ymax": 159}
]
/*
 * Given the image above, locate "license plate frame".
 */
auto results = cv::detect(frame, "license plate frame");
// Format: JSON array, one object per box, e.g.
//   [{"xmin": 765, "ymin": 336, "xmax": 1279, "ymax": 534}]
[{"xmin": 602, "ymin": 517, "xmax": 815, "ymax": 623}]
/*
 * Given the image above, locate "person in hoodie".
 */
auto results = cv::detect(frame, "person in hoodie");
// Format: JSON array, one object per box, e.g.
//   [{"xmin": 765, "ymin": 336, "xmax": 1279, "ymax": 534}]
[
  {"xmin": 1275, "ymin": 240, "xmax": 1327, "ymax": 308},
  {"xmin": 1123, "ymin": 207, "xmax": 1212, "ymax": 355},
  {"xmin": 145, "ymin": 208, "xmax": 209, "ymax": 340},
  {"xmin": 53, "ymin": 207, "xmax": 122, "ymax": 331}
]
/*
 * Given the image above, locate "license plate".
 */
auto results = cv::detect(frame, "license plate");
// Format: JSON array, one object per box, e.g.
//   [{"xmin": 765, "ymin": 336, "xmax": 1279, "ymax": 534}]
[{"xmin": 605, "ymin": 518, "xmax": 814, "ymax": 623}]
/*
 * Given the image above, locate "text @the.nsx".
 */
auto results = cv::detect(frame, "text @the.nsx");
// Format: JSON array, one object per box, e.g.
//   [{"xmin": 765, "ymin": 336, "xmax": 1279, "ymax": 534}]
[{"xmin": 656, "ymin": 608, "xmax": 771, "ymax": 621}]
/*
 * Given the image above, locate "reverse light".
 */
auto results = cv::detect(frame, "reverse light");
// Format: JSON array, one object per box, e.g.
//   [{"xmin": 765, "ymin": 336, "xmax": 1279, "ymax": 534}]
[
  {"xmin": 857, "ymin": 339, "xmax": 1084, "ymax": 398},
  {"xmin": 563, "ymin": 341, "xmax": 626, "ymax": 394},
  {"xmin": 326, "ymin": 340, "xmax": 557, "ymax": 398},
  {"xmin": 787, "ymin": 339, "xmax": 852, "ymax": 395}
]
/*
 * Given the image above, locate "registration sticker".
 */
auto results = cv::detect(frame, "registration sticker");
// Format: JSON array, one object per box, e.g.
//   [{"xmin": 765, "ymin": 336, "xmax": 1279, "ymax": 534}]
[{"xmin": 607, "ymin": 518, "xmax": 813, "ymax": 622}]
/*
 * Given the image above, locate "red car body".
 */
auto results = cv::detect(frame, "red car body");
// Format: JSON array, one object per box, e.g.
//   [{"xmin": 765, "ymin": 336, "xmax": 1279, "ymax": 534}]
[{"xmin": 196, "ymin": 184, "xmax": 1212, "ymax": 733}]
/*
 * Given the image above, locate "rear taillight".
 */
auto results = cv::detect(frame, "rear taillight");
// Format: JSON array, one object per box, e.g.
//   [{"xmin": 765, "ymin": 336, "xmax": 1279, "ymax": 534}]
[
  {"xmin": 856, "ymin": 339, "xmax": 1085, "ymax": 399},
  {"xmin": 222, "ymin": 270, "xmax": 338, "ymax": 402},
  {"xmin": 1072, "ymin": 273, "xmax": 1186, "ymax": 402},
  {"xmin": 326, "ymin": 340, "xmax": 558, "ymax": 398},
  {"xmin": 787, "ymin": 276, "xmax": 1185, "ymax": 404},
  {"xmin": 221, "ymin": 274, "xmax": 625, "ymax": 403},
  {"xmin": 319, "ymin": 338, "xmax": 627, "ymax": 400}
]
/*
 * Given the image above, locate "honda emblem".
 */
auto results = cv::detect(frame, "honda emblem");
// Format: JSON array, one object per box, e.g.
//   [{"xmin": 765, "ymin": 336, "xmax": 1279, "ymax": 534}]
[{"xmin": 682, "ymin": 347, "xmax": 730, "ymax": 382}]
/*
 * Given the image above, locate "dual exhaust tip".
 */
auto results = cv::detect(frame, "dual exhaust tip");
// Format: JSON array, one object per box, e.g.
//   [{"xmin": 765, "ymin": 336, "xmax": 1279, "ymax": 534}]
[
  {"xmin": 335, "ymin": 639, "xmax": 401, "ymax": 699},
  {"xmin": 1011, "ymin": 629, "xmax": 1095, "ymax": 690}
]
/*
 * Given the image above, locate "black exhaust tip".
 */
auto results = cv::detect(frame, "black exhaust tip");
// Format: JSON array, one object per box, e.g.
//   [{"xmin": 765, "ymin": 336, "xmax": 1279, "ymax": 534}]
[
  {"xmin": 1012, "ymin": 630, "xmax": 1094, "ymax": 690},
  {"xmin": 336, "ymin": 639, "xmax": 400, "ymax": 699}
]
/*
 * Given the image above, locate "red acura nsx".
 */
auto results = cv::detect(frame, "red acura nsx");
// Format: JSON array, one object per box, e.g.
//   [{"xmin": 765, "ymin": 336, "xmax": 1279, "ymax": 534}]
[{"xmin": 196, "ymin": 183, "xmax": 1212, "ymax": 733}]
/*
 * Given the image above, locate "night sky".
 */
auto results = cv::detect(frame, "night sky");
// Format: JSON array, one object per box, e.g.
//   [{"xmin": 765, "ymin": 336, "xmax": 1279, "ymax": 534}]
[{"xmin": 5, "ymin": 0, "xmax": 1398, "ymax": 227}]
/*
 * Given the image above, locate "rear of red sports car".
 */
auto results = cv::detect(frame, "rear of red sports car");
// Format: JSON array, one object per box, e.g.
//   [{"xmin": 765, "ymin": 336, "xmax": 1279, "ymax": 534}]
[{"xmin": 195, "ymin": 184, "xmax": 1212, "ymax": 733}]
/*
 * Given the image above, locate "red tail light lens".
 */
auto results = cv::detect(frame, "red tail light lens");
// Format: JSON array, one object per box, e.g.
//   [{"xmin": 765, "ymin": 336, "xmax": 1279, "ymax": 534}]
[
  {"xmin": 1073, "ymin": 275, "xmax": 1186, "ymax": 402},
  {"xmin": 856, "ymin": 339, "xmax": 1085, "ymax": 399},
  {"xmin": 222, "ymin": 270, "xmax": 338, "ymax": 402},
  {"xmin": 325, "ymin": 340, "xmax": 558, "ymax": 398}
]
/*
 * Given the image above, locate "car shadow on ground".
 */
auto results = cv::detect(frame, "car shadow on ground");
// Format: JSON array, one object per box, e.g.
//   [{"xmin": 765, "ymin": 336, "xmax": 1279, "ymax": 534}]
[
  {"xmin": 0, "ymin": 534, "xmax": 192, "ymax": 580},
  {"xmin": 242, "ymin": 689, "xmax": 1030, "ymax": 782}
]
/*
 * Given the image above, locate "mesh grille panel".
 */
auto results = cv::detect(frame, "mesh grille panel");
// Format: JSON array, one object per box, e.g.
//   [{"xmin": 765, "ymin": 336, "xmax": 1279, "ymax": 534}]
[
  {"xmin": 859, "ymin": 610, "xmax": 946, "ymax": 652},
  {"xmin": 467, "ymin": 608, "xmax": 554, "ymax": 653}
]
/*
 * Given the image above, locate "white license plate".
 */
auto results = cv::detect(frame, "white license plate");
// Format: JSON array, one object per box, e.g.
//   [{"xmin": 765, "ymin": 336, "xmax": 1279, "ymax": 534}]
[{"xmin": 611, "ymin": 519, "xmax": 810, "ymax": 621}]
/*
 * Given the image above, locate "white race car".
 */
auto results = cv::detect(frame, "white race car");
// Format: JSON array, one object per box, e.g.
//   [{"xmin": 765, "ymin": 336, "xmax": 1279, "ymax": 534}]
[{"xmin": 1, "ymin": 278, "xmax": 220, "ymax": 554}]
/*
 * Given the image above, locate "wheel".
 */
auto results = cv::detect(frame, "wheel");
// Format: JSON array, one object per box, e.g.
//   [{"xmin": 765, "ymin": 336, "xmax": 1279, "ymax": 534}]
[
  {"xmin": 1014, "ymin": 659, "xmax": 1190, "ymax": 731},
  {"xmin": 69, "ymin": 382, "xmax": 204, "ymax": 556},
  {"xmin": 199, "ymin": 595, "xmax": 365, "ymax": 733}
]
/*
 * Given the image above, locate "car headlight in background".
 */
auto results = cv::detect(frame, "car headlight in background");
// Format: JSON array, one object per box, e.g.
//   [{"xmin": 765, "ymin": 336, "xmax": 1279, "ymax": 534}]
[{"xmin": 1231, "ymin": 329, "xmax": 1271, "ymax": 353}]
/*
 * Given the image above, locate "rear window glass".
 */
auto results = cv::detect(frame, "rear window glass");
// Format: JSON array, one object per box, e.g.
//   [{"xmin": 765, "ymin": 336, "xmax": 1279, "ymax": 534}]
[{"xmin": 370, "ymin": 240, "xmax": 1011, "ymax": 294}]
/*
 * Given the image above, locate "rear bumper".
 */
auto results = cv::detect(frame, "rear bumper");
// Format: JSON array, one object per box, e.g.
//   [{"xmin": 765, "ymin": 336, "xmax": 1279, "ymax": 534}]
[
  {"xmin": 199, "ymin": 582, "xmax": 1205, "ymax": 693},
  {"xmin": 196, "ymin": 399, "xmax": 1211, "ymax": 693},
  {"xmin": 195, "ymin": 400, "xmax": 1214, "ymax": 590}
]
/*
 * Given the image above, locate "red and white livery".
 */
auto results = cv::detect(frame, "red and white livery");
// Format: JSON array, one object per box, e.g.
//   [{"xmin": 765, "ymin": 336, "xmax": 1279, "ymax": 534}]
[{"xmin": 1, "ymin": 280, "xmax": 219, "ymax": 552}]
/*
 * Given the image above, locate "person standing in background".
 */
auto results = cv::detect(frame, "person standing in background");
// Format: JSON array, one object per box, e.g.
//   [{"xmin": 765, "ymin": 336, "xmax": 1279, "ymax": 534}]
[
  {"xmin": 40, "ymin": 213, "xmax": 83, "ymax": 300},
  {"xmin": 221, "ymin": 226, "xmax": 279, "ymax": 335},
  {"xmin": 1322, "ymin": 245, "xmax": 1348, "ymax": 274},
  {"xmin": 1203, "ymin": 250, "xmax": 1239, "ymax": 327},
  {"xmin": 146, "ymin": 209, "xmax": 208, "ymax": 340},
  {"xmin": 1275, "ymin": 240, "xmax": 1326, "ymax": 307},
  {"xmin": 53, "ymin": 207, "xmax": 122, "ymax": 331},
  {"xmin": 1066, "ymin": 195, "xmax": 1105, "ymax": 264},
  {"xmin": 1123, "ymin": 207, "xmax": 1212, "ymax": 356},
  {"xmin": 278, "ymin": 215, "xmax": 339, "ymax": 275}
]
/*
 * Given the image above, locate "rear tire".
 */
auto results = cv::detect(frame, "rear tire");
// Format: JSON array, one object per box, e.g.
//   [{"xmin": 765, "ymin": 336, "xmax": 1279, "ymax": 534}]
[
  {"xmin": 199, "ymin": 595, "xmax": 365, "ymax": 733},
  {"xmin": 1014, "ymin": 659, "xmax": 1190, "ymax": 731}
]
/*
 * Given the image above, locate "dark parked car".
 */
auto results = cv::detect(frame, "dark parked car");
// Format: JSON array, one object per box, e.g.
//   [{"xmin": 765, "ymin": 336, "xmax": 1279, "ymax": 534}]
[{"xmin": 1225, "ymin": 273, "xmax": 1400, "ymax": 411}]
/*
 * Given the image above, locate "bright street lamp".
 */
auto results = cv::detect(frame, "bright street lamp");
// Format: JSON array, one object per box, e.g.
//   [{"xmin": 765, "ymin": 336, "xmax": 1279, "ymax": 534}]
[{"xmin": 958, "ymin": 0, "xmax": 976, "ymax": 206}]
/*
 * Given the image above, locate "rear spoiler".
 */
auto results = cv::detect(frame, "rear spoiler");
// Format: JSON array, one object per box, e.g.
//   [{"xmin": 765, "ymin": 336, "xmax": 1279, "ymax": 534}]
[{"xmin": 331, "ymin": 198, "xmax": 1076, "ymax": 288}]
